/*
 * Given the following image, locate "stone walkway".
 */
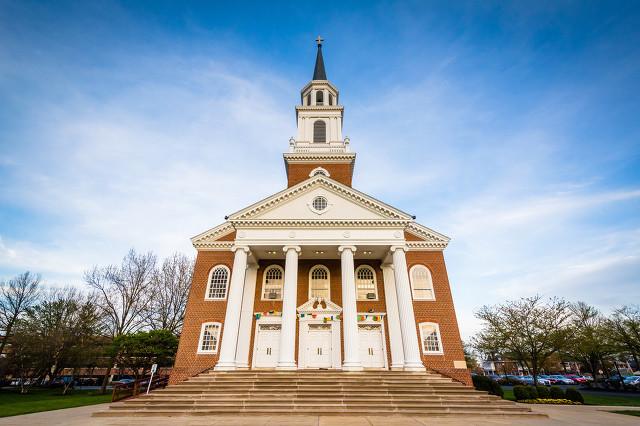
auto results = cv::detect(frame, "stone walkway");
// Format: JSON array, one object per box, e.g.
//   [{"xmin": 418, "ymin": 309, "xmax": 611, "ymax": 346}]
[{"xmin": 0, "ymin": 403, "xmax": 639, "ymax": 425}]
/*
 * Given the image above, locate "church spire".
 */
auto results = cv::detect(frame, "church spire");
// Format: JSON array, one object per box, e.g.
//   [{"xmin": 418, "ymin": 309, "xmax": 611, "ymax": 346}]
[{"xmin": 313, "ymin": 36, "xmax": 327, "ymax": 81}]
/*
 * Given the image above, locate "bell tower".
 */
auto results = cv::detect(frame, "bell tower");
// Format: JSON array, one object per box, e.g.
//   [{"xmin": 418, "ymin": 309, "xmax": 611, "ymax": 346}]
[{"xmin": 285, "ymin": 37, "xmax": 355, "ymax": 187}]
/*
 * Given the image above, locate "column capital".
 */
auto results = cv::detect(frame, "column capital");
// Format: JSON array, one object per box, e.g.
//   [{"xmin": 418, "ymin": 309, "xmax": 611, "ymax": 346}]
[
  {"xmin": 338, "ymin": 245, "xmax": 357, "ymax": 253},
  {"xmin": 389, "ymin": 245, "xmax": 407, "ymax": 254},
  {"xmin": 282, "ymin": 245, "xmax": 301, "ymax": 254},
  {"xmin": 231, "ymin": 245, "xmax": 251, "ymax": 254}
]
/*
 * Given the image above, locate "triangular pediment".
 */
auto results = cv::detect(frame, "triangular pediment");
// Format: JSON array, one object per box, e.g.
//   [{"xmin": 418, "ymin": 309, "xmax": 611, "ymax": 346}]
[
  {"xmin": 227, "ymin": 175, "xmax": 413, "ymax": 222},
  {"xmin": 297, "ymin": 297, "xmax": 342, "ymax": 314}
]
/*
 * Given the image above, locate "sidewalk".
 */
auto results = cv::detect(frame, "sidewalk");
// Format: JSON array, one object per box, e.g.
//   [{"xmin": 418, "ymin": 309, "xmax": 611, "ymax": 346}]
[{"xmin": 0, "ymin": 403, "xmax": 638, "ymax": 425}]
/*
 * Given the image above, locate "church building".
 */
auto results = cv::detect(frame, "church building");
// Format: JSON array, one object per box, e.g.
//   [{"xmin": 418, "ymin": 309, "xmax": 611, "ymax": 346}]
[{"xmin": 171, "ymin": 39, "xmax": 471, "ymax": 386}]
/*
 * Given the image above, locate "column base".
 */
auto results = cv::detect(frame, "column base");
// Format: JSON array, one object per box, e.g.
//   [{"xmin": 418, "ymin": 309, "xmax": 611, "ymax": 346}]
[
  {"xmin": 390, "ymin": 363, "xmax": 405, "ymax": 371},
  {"xmin": 214, "ymin": 361, "xmax": 237, "ymax": 371},
  {"xmin": 276, "ymin": 362, "xmax": 297, "ymax": 370},
  {"xmin": 403, "ymin": 361, "xmax": 426, "ymax": 372},
  {"xmin": 342, "ymin": 362, "xmax": 364, "ymax": 371},
  {"xmin": 235, "ymin": 363, "xmax": 250, "ymax": 370}
]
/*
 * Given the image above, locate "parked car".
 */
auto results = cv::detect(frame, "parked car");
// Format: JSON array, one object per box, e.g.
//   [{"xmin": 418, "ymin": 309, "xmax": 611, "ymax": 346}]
[
  {"xmin": 548, "ymin": 375, "xmax": 576, "ymax": 385},
  {"xmin": 112, "ymin": 378, "xmax": 135, "ymax": 385},
  {"xmin": 520, "ymin": 376, "xmax": 551, "ymax": 385},
  {"xmin": 538, "ymin": 375, "xmax": 560, "ymax": 384},
  {"xmin": 623, "ymin": 376, "xmax": 640, "ymax": 389},
  {"xmin": 563, "ymin": 374, "xmax": 588, "ymax": 384}
]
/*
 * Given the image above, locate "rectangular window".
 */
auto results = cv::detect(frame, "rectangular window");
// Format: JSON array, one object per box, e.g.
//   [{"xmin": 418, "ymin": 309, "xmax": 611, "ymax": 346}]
[
  {"xmin": 198, "ymin": 323, "xmax": 221, "ymax": 353},
  {"xmin": 420, "ymin": 323, "xmax": 443, "ymax": 354}
]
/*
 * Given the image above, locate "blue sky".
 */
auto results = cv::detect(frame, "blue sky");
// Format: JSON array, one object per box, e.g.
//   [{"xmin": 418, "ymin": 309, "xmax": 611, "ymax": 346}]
[{"xmin": 1, "ymin": 1, "xmax": 639, "ymax": 338}]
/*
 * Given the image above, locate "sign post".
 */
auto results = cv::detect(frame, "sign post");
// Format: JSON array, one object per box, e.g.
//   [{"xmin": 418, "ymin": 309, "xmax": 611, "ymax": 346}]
[{"xmin": 146, "ymin": 363, "xmax": 158, "ymax": 395}]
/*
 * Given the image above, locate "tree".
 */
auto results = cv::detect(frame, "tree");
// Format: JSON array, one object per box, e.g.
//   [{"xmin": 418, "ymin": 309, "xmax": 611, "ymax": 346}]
[
  {"xmin": 84, "ymin": 249, "xmax": 156, "ymax": 392},
  {"xmin": 607, "ymin": 305, "xmax": 640, "ymax": 369},
  {"xmin": 144, "ymin": 253, "xmax": 193, "ymax": 335},
  {"xmin": 562, "ymin": 302, "xmax": 613, "ymax": 380},
  {"xmin": 475, "ymin": 295, "xmax": 572, "ymax": 385},
  {"xmin": 108, "ymin": 330, "xmax": 178, "ymax": 380},
  {"xmin": 6, "ymin": 288, "xmax": 104, "ymax": 394},
  {"xmin": 0, "ymin": 272, "xmax": 40, "ymax": 356}
]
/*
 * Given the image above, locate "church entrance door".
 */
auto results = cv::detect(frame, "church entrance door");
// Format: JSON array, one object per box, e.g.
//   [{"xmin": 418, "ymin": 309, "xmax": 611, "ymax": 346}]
[
  {"xmin": 253, "ymin": 323, "xmax": 281, "ymax": 368},
  {"xmin": 306, "ymin": 323, "xmax": 332, "ymax": 368},
  {"xmin": 359, "ymin": 324, "xmax": 385, "ymax": 368}
]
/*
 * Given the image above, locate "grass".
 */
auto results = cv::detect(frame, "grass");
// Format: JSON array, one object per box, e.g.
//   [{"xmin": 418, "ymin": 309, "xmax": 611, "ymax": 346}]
[
  {"xmin": 0, "ymin": 387, "xmax": 112, "ymax": 417},
  {"xmin": 502, "ymin": 388, "xmax": 640, "ymax": 407},
  {"xmin": 609, "ymin": 410, "xmax": 640, "ymax": 417}
]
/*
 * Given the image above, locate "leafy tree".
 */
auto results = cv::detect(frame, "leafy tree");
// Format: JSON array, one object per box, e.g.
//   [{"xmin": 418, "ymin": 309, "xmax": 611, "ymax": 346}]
[
  {"xmin": 475, "ymin": 295, "xmax": 572, "ymax": 385},
  {"xmin": 607, "ymin": 305, "xmax": 640, "ymax": 369},
  {"xmin": 0, "ymin": 272, "xmax": 40, "ymax": 356},
  {"xmin": 108, "ymin": 330, "xmax": 178, "ymax": 380},
  {"xmin": 562, "ymin": 302, "xmax": 613, "ymax": 381}
]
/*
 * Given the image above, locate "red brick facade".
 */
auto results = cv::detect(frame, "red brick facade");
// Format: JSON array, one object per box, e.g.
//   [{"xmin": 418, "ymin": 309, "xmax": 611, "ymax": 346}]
[
  {"xmin": 286, "ymin": 162, "xmax": 354, "ymax": 187},
  {"xmin": 171, "ymin": 242, "xmax": 471, "ymax": 386}
]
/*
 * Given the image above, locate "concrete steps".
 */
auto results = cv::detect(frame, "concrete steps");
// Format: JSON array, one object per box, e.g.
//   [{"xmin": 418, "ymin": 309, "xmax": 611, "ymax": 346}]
[{"xmin": 93, "ymin": 370, "xmax": 538, "ymax": 417}]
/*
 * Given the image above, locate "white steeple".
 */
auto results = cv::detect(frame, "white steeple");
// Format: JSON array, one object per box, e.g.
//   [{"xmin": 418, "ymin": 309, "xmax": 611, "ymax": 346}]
[{"xmin": 290, "ymin": 37, "xmax": 348, "ymax": 153}]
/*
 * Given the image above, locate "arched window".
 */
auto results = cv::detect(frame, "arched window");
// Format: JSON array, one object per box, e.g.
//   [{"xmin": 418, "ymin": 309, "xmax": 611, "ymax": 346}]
[
  {"xmin": 313, "ymin": 120, "xmax": 326, "ymax": 143},
  {"xmin": 262, "ymin": 265, "xmax": 284, "ymax": 300},
  {"xmin": 309, "ymin": 167, "xmax": 330, "ymax": 177},
  {"xmin": 306, "ymin": 93, "xmax": 311, "ymax": 106},
  {"xmin": 206, "ymin": 265, "xmax": 230, "ymax": 299},
  {"xmin": 419, "ymin": 322, "xmax": 443, "ymax": 354},
  {"xmin": 197, "ymin": 322, "xmax": 222, "ymax": 353},
  {"xmin": 410, "ymin": 265, "xmax": 435, "ymax": 300},
  {"xmin": 316, "ymin": 90, "xmax": 324, "ymax": 105},
  {"xmin": 355, "ymin": 265, "xmax": 377, "ymax": 300},
  {"xmin": 309, "ymin": 265, "xmax": 330, "ymax": 299}
]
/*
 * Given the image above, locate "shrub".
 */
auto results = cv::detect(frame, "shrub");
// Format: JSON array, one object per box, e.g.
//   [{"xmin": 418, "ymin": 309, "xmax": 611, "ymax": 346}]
[
  {"xmin": 549, "ymin": 386, "xmax": 565, "ymax": 399},
  {"xmin": 499, "ymin": 377, "xmax": 524, "ymax": 386},
  {"xmin": 528, "ymin": 385, "xmax": 538, "ymax": 399},
  {"xmin": 513, "ymin": 385, "xmax": 529, "ymax": 401},
  {"xmin": 536, "ymin": 385, "xmax": 550, "ymax": 398},
  {"xmin": 565, "ymin": 388, "xmax": 584, "ymax": 403},
  {"xmin": 472, "ymin": 375, "xmax": 504, "ymax": 398}
]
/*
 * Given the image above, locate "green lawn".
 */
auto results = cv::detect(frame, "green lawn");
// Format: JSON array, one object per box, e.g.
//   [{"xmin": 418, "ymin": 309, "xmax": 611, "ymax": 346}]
[
  {"xmin": 0, "ymin": 388, "xmax": 111, "ymax": 417},
  {"xmin": 502, "ymin": 388, "xmax": 640, "ymax": 407},
  {"xmin": 609, "ymin": 410, "xmax": 640, "ymax": 417}
]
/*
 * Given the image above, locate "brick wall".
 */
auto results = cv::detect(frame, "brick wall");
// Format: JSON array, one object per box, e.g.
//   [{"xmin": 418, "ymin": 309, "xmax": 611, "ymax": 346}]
[
  {"xmin": 406, "ymin": 250, "xmax": 471, "ymax": 386},
  {"xmin": 286, "ymin": 162, "xmax": 354, "ymax": 187},
  {"xmin": 170, "ymin": 250, "xmax": 234, "ymax": 384}
]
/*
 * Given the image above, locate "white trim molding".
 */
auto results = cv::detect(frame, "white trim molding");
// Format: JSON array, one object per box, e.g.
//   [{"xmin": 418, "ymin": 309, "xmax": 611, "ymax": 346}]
[
  {"xmin": 205, "ymin": 264, "xmax": 231, "ymax": 300},
  {"xmin": 409, "ymin": 264, "xmax": 436, "ymax": 301},
  {"xmin": 261, "ymin": 264, "xmax": 285, "ymax": 301}
]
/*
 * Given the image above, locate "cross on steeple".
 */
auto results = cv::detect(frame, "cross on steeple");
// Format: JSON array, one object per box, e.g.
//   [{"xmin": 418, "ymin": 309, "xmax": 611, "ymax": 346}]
[
  {"xmin": 316, "ymin": 35, "xmax": 324, "ymax": 46},
  {"xmin": 313, "ymin": 36, "xmax": 327, "ymax": 80}
]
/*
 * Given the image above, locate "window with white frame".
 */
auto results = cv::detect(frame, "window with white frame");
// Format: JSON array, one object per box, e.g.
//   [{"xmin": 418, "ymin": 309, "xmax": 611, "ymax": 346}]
[
  {"xmin": 419, "ymin": 322, "xmax": 443, "ymax": 354},
  {"xmin": 410, "ymin": 265, "xmax": 435, "ymax": 300},
  {"xmin": 309, "ymin": 265, "xmax": 330, "ymax": 299},
  {"xmin": 355, "ymin": 265, "xmax": 377, "ymax": 300},
  {"xmin": 206, "ymin": 265, "xmax": 230, "ymax": 299},
  {"xmin": 198, "ymin": 322, "xmax": 221, "ymax": 353},
  {"xmin": 262, "ymin": 265, "xmax": 284, "ymax": 300}
]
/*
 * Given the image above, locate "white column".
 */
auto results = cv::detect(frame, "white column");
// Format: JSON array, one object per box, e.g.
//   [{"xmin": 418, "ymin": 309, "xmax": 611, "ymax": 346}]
[
  {"xmin": 390, "ymin": 246, "xmax": 425, "ymax": 371},
  {"xmin": 215, "ymin": 245, "xmax": 250, "ymax": 371},
  {"xmin": 277, "ymin": 245, "xmax": 301, "ymax": 370},
  {"xmin": 339, "ymin": 245, "xmax": 363, "ymax": 371},
  {"xmin": 381, "ymin": 263, "xmax": 405, "ymax": 370},
  {"xmin": 234, "ymin": 264, "xmax": 258, "ymax": 369}
]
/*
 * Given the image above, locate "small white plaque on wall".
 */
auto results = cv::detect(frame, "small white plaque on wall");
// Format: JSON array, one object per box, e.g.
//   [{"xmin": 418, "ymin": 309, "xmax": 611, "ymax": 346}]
[{"xmin": 453, "ymin": 360, "xmax": 467, "ymax": 369}]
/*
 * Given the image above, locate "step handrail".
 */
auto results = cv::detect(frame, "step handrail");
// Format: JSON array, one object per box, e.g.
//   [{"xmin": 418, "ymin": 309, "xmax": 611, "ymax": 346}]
[{"xmin": 112, "ymin": 375, "xmax": 169, "ymax": 402}]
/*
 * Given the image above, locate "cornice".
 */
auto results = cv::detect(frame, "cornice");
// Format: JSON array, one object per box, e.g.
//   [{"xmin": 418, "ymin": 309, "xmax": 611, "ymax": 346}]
[
  {"xmin": 228, "ymin": 176, "xmax": 413, "ymax": 221},
  {"xmin": 193, "ymin": 241, "xmax": 234, "ymax": 250},
  {"xmin": 231, "ymin": 219, "xmax": 410, "ymax": 228},
  {"xmin": 295, "ymin": 105, "xmax": 344, "ymax": 111},
  {"xmin": 191, "ymin": 222, "xmax": 234, "ymax": 245},
  {"xmin": 406, "ymin": 241, "xmax": 448, "ymax": 250},
  {"xmin": 283, "ymin": 152, "xmax": 356, "ymax": 163},
  {"xmin": 406, "ymin": 222, "xmax": 451, "ymax": 247}
]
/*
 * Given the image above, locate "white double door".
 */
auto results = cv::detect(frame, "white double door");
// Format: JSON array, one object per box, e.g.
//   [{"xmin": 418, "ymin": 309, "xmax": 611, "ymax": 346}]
[
  {"xmin": 358, "ymin": 324, "xmax": 386, "ymax": 368},
  {"xmin": 305, "ymin": 323, "xmax": 332, "ymax": 368},
  {"xmin": 253, "ymin": 323, "xmax": 281, "ymax": 368}
]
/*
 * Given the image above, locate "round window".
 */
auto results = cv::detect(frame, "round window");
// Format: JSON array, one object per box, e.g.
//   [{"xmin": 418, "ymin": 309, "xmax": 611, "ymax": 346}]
[{"xmin": 312, "ymin": 196, "xmax": 328, "ymax": 211}]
